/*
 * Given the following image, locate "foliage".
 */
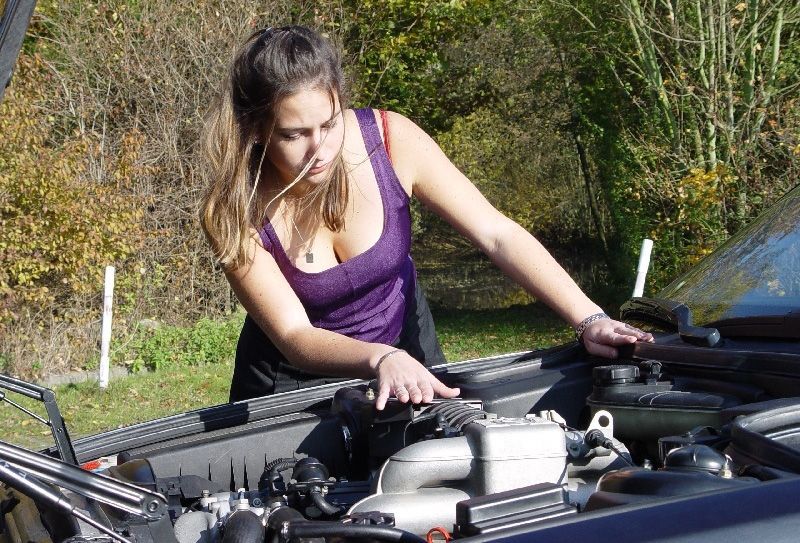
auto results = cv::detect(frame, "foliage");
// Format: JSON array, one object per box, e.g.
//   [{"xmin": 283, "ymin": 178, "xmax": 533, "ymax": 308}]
[
  {"xmin": 539, "ymin": 0, "xmax": 800, "ymax": 287},
  {"xmin": 124, "ymin": 314, "xmax": 244, "ymax": 373},
  {"xmin": 3, "ymin": 0, "xmax": 799, "ymax": 378},
  {"xmin": 435, "ymin": 107, "xmax": 580, "ymax": 238},
  {"xmin": 331, "ymin": 0, "xmax": 509, "ymax": 131},
  {"xmin": 1, "ymin": 0, "xmax": 303, "ymax": 375},
  {"xmin": 0, "ymin": 54, "xmax": 145, "ymax": 339}
]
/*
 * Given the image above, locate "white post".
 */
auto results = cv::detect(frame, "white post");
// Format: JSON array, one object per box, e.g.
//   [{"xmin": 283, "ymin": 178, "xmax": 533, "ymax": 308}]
[
  {"xmin": 99, "ymin": 265, "xmax": 115, "ymax": 389},
  {"xmin": 632, "ymin": 239, "xmax": 653, "ymax": 298}
]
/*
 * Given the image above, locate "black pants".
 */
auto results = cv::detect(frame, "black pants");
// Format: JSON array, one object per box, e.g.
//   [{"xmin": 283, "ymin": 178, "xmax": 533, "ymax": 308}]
[{"xmin": 229, "ymin": 286, "xmax": 446, "ymax": 402}]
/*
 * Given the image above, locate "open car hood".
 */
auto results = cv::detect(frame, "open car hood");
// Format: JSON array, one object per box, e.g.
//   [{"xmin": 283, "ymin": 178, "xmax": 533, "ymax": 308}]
[{"xmin": 0, "ymin": 0, "xmax": 36, "ymax": 104}]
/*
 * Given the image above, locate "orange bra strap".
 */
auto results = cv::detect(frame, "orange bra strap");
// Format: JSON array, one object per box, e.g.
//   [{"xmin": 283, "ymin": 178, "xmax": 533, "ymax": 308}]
[{"xmin": 380, "ymin": 109, "xmax": 391, "ymax": 162}]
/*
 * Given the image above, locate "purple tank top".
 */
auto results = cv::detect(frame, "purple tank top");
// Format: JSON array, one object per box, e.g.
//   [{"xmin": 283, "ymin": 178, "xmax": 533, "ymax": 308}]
[{"xmin": 257, "ymin": 108, "xmax": 416, "ymax": 344}]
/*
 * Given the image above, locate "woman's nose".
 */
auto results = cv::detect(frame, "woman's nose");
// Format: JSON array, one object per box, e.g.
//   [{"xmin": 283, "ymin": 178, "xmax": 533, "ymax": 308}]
[{"xmin": 308, "ymin": 129, "xmax": 330, "ymax": 159}]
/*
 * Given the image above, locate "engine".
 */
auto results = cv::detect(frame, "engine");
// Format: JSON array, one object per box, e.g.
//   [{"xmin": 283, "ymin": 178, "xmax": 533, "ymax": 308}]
[
  {"xmin": 154, "ymin": 373, "xmax": 757, "ymax": 543},
  {"xmin": 3, "ymin": 359, "xmax": 799, "ymax": 543}
]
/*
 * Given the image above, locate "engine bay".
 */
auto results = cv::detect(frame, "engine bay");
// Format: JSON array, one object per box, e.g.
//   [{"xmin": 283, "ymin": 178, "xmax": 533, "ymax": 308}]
[{"xmin": 3, "ymin": 352, "xmax": 800, "ymax": 542}]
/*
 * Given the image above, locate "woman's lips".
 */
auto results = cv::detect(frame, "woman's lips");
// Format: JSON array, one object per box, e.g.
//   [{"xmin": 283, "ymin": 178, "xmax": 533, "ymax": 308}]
[{"xmin": 307, "ymin": 161, "xmax": 331, "ymax": 175}]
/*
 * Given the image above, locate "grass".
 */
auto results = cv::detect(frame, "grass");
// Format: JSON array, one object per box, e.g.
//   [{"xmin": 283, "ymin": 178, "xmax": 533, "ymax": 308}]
[
  {"xmin": 0, "ymin": 303, "xmax": 573, "ymax": 452},
  {"xmin": 433, "ymin": 303, "xmax": 573, "ymax": 360},
  {"xmin": 1, "ymin": 367, "xmax": 233, "ymax": 452}
]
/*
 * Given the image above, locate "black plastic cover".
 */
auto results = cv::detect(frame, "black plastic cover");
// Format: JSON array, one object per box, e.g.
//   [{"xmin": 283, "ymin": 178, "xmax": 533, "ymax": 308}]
[
  {"xmin": 664, "ymin": 445, "xmax": 727, "ymax": 474},
  {"xmin": 727, "ymin": 399, "xmax": 800, "ymax": 474},
  {"xmin": 585, "ymin": 466, "xmax": 754, "ymax": 511},
  {"xmin": 455, "ymin": 483, "xmax": 576, "ymax": 536}
]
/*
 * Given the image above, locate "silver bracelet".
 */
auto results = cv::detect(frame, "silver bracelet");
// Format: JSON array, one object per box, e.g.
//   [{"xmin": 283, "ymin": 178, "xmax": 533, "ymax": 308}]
[
  {"xmin": 574, "ymin": 312, "xmax": 610, "ymax": 344},
  {"xmin": 374, "ymin": 349, "xmax": 404, "ymax": 374}
]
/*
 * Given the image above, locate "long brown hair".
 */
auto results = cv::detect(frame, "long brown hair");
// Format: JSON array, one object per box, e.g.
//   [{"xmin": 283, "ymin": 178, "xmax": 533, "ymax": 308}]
[{"xmin": 200, "ymin": 26, "xmax": 349, "ymax": 269}]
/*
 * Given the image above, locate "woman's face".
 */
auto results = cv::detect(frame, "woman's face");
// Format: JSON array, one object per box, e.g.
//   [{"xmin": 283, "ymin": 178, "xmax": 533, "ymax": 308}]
[{"xmin": 265, "ymin": 87, "xmax": 344, "ymax": 187}]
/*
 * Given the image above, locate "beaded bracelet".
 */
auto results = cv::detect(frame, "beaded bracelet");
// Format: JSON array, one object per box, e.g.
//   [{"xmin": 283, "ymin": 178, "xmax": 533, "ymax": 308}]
[
  {"xmin": 374, "ymin": 349, "xmax": 404, "ymax": 373},
  {"xmin": 574, "ymin": 312, "xmax": 610, "ymax": 344}
]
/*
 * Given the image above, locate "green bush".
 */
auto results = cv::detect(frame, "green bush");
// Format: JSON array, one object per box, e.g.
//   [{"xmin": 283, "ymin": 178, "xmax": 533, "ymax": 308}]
[{"xmin": 125, "ymin": 314, "xmax": 244, "ymax": 372}]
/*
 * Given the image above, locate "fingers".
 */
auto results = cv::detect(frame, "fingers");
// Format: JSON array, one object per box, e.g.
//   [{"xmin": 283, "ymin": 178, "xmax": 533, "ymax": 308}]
[
  {"xmin": 376, "ymin": 382, "xmax": 391, "ymax": 411},
  {"xmin": 419, "ymin": 381, "xmax": 435, "ymax": 403},
  {"xmin": 619, "ymin": 323, "xmax": 655, "ymax": 342},
  {"xmin": 384, "ymin": 378, "xmax": 459, "ymax": 407},
  {"xmin": 583, "ymin": 320, "xmax": 654, "ymax": 346},
  {"xmin": 373, "ymin": 353, "xmax": 460, "ymax": 410},
  {"xmin": 432, "ymin": 378, "xmax": 460, "ymax": 399},
  {"xmin": 582, "ymin": 318, "xmax": 655, "ymax": 359}
]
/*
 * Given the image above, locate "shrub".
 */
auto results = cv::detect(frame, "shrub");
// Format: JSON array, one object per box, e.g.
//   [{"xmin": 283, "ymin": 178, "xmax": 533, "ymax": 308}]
[
  {"xmin": 124, "ymin": 314, "xmax": 244, "ymax": 373},
  {"xmin": 0, "ymin": 54, "xmax": 146, "ymax": 374}
]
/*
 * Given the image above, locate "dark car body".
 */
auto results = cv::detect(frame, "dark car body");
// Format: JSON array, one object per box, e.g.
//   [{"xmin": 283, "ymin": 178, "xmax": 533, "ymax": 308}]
[{"xmin": 2, "ymin": 1, "xmax": 800, "ymax": 542}]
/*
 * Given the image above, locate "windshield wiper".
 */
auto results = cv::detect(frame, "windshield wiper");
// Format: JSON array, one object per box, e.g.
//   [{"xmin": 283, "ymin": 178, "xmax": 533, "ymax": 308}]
[
  {"xmin": 708, "ymin": 312, "xmax": 800, "ymax": 340},
  {"xmin": 620, "ymin": 297, "xmax": 721, "ymax": 347}
]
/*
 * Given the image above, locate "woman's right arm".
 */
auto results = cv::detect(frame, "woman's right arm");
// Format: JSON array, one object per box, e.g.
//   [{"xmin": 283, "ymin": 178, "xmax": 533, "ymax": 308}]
[{"xmin": 225, "ymin": 234, "xmax": 459, "ymax": 409}]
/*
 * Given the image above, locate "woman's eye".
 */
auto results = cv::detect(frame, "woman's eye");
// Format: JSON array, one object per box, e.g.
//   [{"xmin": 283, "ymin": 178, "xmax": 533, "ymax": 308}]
[
  {"xmin": 323, "ymin": 118, "xmax": 338, "ymax": 130},
  {"xmin": 281, "ymin": 133, "xmax": 300, "ymax": 140}
]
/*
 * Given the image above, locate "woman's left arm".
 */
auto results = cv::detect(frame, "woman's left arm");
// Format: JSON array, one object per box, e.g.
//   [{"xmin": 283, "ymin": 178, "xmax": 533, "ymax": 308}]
[{"xmin": 385, "ymin": 111, "xmax": 653, "ymax": 358}]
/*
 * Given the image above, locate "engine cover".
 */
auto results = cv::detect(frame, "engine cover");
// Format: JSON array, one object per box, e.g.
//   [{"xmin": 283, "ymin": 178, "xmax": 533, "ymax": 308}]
[{"xmin": 349, "ymin": 415, "xmax": 566, "ymax": 534}]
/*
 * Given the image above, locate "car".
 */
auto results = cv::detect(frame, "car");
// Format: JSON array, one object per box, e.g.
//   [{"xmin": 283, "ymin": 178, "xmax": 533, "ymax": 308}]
[{"xmin": 3, "ymin": 2, "xmax": 800, "ymax": 542}]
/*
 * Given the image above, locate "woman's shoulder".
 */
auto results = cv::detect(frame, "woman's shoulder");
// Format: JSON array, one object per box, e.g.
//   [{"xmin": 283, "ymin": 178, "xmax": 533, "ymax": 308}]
[{"xmin": 343, "ymin": 108, "xmax": 420, "ymax": 131}]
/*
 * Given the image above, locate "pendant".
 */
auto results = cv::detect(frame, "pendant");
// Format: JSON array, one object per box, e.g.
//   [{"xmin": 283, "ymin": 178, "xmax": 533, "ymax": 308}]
[{"xmin": 305, "ymin": 252, "xmax": 314, "ymax": 264}]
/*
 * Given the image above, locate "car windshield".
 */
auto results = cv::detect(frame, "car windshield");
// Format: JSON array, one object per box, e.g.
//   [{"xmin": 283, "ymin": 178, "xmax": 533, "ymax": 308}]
[{"xmin": 659, "ymin": 184, "xmax": 800, "ymax": 326}]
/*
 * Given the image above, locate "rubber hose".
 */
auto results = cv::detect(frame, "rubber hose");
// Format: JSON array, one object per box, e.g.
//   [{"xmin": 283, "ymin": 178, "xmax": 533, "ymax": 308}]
[
  {"xmin": 428, "ymin": 402, "xmax": 487, "ymax": 431},
  {"xmin": 450, "ymin": 410, "xmax": 487, "ymax": 430},
  {"xmin": 264, "ymin": 458, "xmax": 297, "ymax": 479},
  {"xmin": 265, "ymin": 457, "xmax": 297, "ymax": 472},
  {"xmin": 222, "ymin": 511, "xmax": 264, "ymax": 543},
  {"xmin": 267, "ymin": 505, "xmax": 306, "ymax": 543},
  {"xmin": 285, "ymin": 520, "xmax": 425, "ymax": 542},
  {"xmin": 309, "ymin": 489, "xmax": 343, "ymax": 516}
]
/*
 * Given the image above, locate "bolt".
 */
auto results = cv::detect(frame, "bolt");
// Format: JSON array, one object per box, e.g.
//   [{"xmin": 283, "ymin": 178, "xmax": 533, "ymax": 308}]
[{"xmin": 146, "ymin": 501, "xmax": 159, "ymax": 513}]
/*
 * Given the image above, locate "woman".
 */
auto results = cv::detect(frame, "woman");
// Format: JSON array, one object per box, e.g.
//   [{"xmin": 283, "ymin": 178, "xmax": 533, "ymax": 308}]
[{"xmin": 200, "ymin": 26, "xmax": 652, "ymax": 409}]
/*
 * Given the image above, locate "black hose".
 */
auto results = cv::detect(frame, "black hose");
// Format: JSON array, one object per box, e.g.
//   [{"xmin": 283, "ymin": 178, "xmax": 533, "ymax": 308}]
[
  {"xmin": 284, "ymin": 520, "xmax": 425, "ymax": 542},
  {"xmin": 450, "ymin": 410, "xmax": 487, "ymax": 430},
  {"xmin": 585, "ymin": 429, "xmax": 634, "ymax": 466},
  {"xmin": 266, "ymin": 457, "xmax": 298, "ymax": 477},
  {"xmin": 268, "ymin": 505, "xmax": 306, "ymax": 543},
  {"xmin": 428, "ymin": 401, "xmax": 487, "ymax": 431},
  {"xmin": 309, "ymin": 489, "xmax": 343, "ymax": 516},
  {"xmin": 222, "ymin": 511, "xmax": 264, "ymax": 543},
  {"xmin": 267, "ymin": 459, "xmax": 298, "ymax": 487}
]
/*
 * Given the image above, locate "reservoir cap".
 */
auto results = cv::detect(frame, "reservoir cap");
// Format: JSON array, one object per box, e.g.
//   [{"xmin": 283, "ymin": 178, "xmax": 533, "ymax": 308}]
[{"xmin": 593, "ymin": 365, "xmax": 639, "ymax": 386}]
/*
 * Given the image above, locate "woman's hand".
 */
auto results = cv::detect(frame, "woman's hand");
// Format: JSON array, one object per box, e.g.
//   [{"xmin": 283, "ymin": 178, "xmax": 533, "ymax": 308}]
[
  {"xmin": 580, "ymin": 319, "xmax": 654, "ymax": 358},
  {"xmin": 373, "ymin": 350, "xmax": 460, "ymax": 410}
]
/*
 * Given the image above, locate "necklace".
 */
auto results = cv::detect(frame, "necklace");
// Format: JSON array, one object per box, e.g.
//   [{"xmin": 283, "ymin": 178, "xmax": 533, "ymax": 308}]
[{"xmin": 287, "ymin": 213, "xmax": 314, "ymax": 264}]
